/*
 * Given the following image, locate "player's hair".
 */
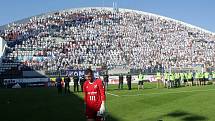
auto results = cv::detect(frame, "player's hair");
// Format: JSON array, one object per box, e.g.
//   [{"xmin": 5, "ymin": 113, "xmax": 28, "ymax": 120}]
[{"xmin": 85, "ymin": 68, "xmax": 93, "ymax": 75}]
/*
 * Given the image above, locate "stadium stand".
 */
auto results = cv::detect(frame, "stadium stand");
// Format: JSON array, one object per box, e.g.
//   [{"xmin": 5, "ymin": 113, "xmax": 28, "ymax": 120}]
[
  {"xmin": 0, "ymin": 37, "xmax": 7, "ymax": 70},
  {"xmin": 0, "ymin": 7, "xmax": 215, "ymax": 76}
]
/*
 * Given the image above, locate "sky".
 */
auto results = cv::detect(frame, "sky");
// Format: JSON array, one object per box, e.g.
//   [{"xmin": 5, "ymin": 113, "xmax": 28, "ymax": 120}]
[{"xmin": 0, "ymin": 0, "xmax": 214, "ymax": 32}]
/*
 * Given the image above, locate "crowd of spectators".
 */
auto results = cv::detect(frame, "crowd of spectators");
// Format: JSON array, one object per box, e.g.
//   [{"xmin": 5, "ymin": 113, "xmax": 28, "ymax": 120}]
[{"xmin": 0, "ymin": 7, "xmax": 215, "ymax": 72}]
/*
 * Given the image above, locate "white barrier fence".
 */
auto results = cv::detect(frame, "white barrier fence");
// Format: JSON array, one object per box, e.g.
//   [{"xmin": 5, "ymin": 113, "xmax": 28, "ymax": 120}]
[
  {"xmin": 3, "ymin": 75, "xmax": 161, "ymax": 88},
  {"xmin": 4, "ymin": 78, "xmax": 49, "ymax": 85},
  {"xmin": 101, "ymin": 75, "xmax": 159, "ymax": 84}
]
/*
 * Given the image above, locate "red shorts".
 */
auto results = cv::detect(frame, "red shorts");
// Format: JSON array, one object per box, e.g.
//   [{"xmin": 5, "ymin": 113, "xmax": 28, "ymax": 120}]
[{"xmin": 86, "ymin": 108, "xmax": 103, "ymax": 121}]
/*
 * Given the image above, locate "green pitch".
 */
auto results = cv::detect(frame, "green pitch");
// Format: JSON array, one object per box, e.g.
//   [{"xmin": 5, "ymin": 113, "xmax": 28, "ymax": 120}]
[{"xmin": 0, "ymin": 83, "xmax": 215, "ymax": 121}]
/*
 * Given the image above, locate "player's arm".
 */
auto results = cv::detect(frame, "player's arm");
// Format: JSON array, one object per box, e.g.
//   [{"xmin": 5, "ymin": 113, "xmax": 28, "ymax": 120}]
[
  {"xmin": 98, "ymin": 79, "xmax": 106, "ymax": 102},
  {"xmin": 98, "ymin": 79, "xmax": 106, "ymax": 114}
]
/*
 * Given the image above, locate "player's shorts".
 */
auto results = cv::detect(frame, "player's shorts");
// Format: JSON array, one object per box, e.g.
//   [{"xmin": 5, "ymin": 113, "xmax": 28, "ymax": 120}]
[
  {"xmin": 86, "ymin": 109, "xmax": 103, "ymax": 121},
  {"xmin": 138, "ymin": 81, "xmax": 143, "ymax": 85}
]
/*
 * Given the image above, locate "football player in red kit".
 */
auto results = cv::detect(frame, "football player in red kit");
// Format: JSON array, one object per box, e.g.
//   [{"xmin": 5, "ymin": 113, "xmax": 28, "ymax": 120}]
[{"xmin": 83, "ymin": 68, "xmax": 106, "ymax": 121}]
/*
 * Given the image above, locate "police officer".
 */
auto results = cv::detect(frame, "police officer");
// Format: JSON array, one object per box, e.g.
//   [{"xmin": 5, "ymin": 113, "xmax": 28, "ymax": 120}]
[
  {"xmin": 175, "ymin": 73, "xmax": 180, "ymax": 87},
  {"xmin": 212, "ymin": 71, "xmax": 215, "ymax": 85},
  {"xmin": 180, "ymin": 72, "xmax": 185, "ymax": 86},
  {"xmin": 138, "ymin": 73, "xmax": 144, "ymax": 90},
  {"xmin": 64, "ymin": 74, "xmax": 71, "ymax": 94},
  {"xmin": 184, "ymin": 72, "xmax": 188, "ymax": 86},
  {"xmin": 164, "ymin": 72, "xmax": 169, "ymax": 88},
  {"xmin": 118, "ymin": 74, "xmax": 123, "ymax": 90},
  {"xmin": 73, "ymin": 74, "xmax": 79, "ymax": 92},
  {"xmin": 188, "ymin": 72, "xmax": 193, "ymax": 86},
  {"xmin": 169, "ymin": 72, "xmax": 175, "ymax": 88},
  {"xmin": 126, "ymin": 72, "xmax": 132, "ymax": 90},
  {"xmin": 199, "ymin": 72, "xmax": 204, "ymax": 86},
  {"xmin": 156, "ymin": 72, "xmax": 162, "ymax": 88},
  {"xmin": 204, "ymin": 71, "xmax": 209, "ymax": 85},
  {"xmin": 195, "ymin": 72, "xmax": 200, "ymax": 86}
]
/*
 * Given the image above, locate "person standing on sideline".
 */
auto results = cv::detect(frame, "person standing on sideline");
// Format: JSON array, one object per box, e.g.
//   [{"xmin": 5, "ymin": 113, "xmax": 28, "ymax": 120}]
[
  {"xmin": 56, "ymin": 74, "xmax": 62, "ymax": 94},
  {"xmin": 169, "ymin": 72, "xmax": 175, "ymax": 88},
  {"xmin": 156, "ymin": 72, "xmax": 162, "ymax": 88},
  {"xmin": 212, "ymin": 71, "xmax": 215, "ymax": 85},
  {"xmin": 138, "ymin": 73, "xmax": 144, "ymax": 90},
  {"xmin": 80, "ymin": 75, "xmax": 86, "ymax": 92},
  {"xmin": 126, "ymin": 72, "xmax": 132, "ymax": 90},
  {"xmin": 73, "ymin": 74, "xmax": 79, "ymax": 92},
  {"xmin": 164, "ymin": 72, "xmax": 169, "ymax": 88},
  {"xmin": 187, "ymin": 72, "xmax": 193, "ymax": 86},
  {"xmin": 118, "ymin": 74, "xmax": 124, "ymax": 90},
  {"xmin": 175, "ymin": 73, "xmax": 180, "ymax": 87},
  {"xmin": 64, "ymin": 74, "xmax": 71, "ymax": 94},
  {"xmin": 204, "ymin": 71, "xmax": 209, "ymax": 85},
  {"xmin": 83, "ymin": 68, "xmax": 106, "ymax": 121},
  {"xmin": 103, "ymin": 73, "xmax": 109, "ymax": 91}
]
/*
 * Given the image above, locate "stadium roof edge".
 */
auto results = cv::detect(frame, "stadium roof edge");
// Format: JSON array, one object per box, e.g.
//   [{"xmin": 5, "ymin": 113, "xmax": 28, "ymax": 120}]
[
  {"xmin": 118, "ymin": 8, "xmax": 215, "ymax": 35},
  {"xmin": 1, "ymin": 7, "xmax": 214, "ymax": 35}
]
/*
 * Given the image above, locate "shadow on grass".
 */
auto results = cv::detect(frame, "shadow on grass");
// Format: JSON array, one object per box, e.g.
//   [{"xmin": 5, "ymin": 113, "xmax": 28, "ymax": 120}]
[
  {"xmin": 156, "ymin": 110, "xmax": 208, "ymax": 121},
  {"xmin": 166, "ymin": 111, "xmax": 189, "ymax": 117},
  {"xmin": 0, "ymin": 88, "xmax": 119, "ymax": 121}
]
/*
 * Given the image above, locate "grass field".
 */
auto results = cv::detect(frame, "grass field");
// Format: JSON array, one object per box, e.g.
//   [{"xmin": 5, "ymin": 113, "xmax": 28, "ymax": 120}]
[{"xmin": 1, "ymin": 83, "xmax": 215, "ymax": 121}]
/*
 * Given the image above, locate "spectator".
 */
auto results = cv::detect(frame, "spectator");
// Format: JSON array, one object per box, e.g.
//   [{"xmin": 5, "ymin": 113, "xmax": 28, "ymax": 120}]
[{"xmin": 1, "ymin": 7, "xmax": 214, "ymax": 73}]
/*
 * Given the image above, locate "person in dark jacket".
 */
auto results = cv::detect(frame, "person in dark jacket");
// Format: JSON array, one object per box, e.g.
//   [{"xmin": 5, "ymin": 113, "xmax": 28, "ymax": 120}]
[
  {"xmin": 73, "ymin": 75, "xmax": 79, "ymax": 92},
  {"xmin": 56, "ymin": 74, "xmax": 62, "ymax": 94},
  {"xmin": 80, "ymin": 75, "xmax": 86, "ymax": 92},
  {"xmin": 118, "ymin": 74, "xmax": 124, "ymax": 90},
  {"xmin": 103, "ymin": 73, "xmax": 109, "ymax": 90},
  {"xmin": 64, "ymin": 75, "xmax": 71, "ymax": 94},
  {"xmin": 126, "ymin": 72, "xmax": 132, "ymax": 90}
]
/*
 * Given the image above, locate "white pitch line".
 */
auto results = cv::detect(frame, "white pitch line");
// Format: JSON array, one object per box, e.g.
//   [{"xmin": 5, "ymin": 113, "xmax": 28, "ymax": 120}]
[
  {"xmin": 120, "ymin": 88, "xmax": 215, "ymax": 97},
  {"xmin": 106, "ymin": 92, "xmax": 120, "ymax": 97}
]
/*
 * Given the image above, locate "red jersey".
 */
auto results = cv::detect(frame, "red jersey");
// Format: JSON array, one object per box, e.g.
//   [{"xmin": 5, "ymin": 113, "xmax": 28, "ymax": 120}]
[{"xmin": 83, "ymin": 79, "xmax": 105, "ymax": 112}]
